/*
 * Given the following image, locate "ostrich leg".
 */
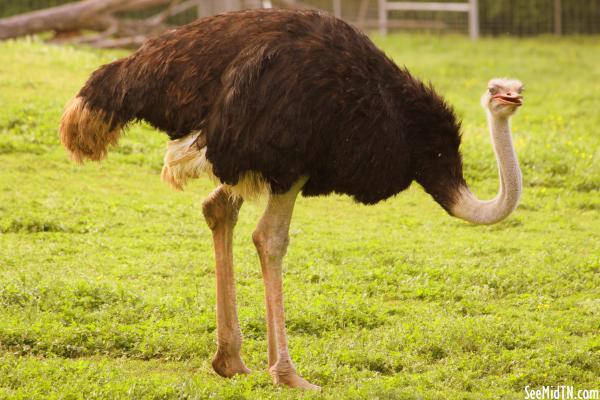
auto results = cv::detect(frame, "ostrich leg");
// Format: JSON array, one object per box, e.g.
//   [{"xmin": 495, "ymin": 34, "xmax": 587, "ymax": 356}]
[
  {"xmin": 202, "ymin": 186, "xmax": 251, "ymax": 377},
  {"xmin": 252, "ymin": 178, "xmax": 319, "ymax": 390}
]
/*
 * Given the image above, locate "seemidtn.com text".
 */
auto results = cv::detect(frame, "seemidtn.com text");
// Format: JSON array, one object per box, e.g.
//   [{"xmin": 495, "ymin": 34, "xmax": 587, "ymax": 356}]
[{"xmin": 525, "ymin": 386, "xmax": 600, "ymax": 400}]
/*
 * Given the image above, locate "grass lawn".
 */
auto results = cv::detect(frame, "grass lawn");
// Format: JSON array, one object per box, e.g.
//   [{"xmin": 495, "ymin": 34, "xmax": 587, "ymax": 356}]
[{"xmin": 0, "ymin": 33, "xmax": 598, "ymax": 399}]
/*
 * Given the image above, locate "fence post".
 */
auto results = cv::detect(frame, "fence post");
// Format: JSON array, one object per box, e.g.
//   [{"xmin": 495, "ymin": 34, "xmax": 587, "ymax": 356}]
[
  {"xmin": 245, "ymin": 0, "xmax": 262, "ymax": 7},
  {"xmin": 468, "ymin": 0, "xmax": 479, "ymax": 40},
  {"xmin": 224, "ymin": 0, "xmax": 241, "ymax": 11},
  {"xmin": 197, "ymin": 0, "xmax": 205, "ymax": 18},
  {"xmin": 554, "ymin": 0, "xmax": 562, "ymax": 35},
  {"xmin": 378, "ymin": 0, "xmax": 387, "ymax": 36},
  {"xmin": 333, "ymin": 0, "xmax": 342, "ymax": 18}
]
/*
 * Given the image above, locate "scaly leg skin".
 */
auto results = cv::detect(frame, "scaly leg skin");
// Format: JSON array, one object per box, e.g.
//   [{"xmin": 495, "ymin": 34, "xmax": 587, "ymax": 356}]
[
  {"xmin": 252, "ymin": 178, "xmax": 320, "ymax": 390},
  {"xmin": 202, "ymin": 186, "xmax": 251, "ymax": 378}
]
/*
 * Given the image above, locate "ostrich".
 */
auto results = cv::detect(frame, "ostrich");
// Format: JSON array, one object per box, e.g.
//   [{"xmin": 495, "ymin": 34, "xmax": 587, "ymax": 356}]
[{"xmin": 60, "ymin": 9, "xmax": 524, "ymax": 390}]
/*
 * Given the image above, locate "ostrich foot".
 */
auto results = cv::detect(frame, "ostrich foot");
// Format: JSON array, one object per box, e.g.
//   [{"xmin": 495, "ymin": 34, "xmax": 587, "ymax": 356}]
[
  {"xmin": 268, "ymin": 360, "xmax": 320, "ymax": 390},
  {"xmin": 212, "ymin": 352, "xmax": 251, "ymax": 378}
]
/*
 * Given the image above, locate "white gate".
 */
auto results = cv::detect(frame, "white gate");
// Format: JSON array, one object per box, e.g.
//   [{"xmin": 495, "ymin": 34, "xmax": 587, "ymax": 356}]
[{"xmin": 378, "ymin": 0, "xmax": 479, "ymax": 39}]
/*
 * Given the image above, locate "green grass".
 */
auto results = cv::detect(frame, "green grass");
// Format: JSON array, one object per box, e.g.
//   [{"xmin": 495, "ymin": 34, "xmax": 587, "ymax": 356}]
[{"xmin": 0, "ymin": 35, "xmax": 598, "ymax": 399}]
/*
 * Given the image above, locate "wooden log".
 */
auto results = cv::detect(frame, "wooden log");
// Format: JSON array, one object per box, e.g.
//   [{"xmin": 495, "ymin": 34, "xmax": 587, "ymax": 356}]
[{"xmin": 0, "ymin": 0, "xmax": 172, "ymax": 41}]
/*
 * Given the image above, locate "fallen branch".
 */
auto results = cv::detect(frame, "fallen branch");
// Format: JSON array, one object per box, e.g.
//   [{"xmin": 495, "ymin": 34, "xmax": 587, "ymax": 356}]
[
  {"xmin": 0, "ymin": 0, "xmax": 299, "ymax": 49},
  {"xmin": 0, "ymin": 0, "xmax": 174, "ymax": 43}
]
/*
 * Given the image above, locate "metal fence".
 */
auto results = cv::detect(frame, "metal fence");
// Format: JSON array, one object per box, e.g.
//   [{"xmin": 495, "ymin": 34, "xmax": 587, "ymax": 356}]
[{"xmin": 1, "ymin": 0, "xmax": 599, "ymax": 36}]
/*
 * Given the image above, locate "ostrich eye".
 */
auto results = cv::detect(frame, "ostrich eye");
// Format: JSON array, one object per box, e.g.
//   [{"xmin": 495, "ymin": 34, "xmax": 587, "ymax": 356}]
[
  {"xmin": 488, "ymin": 86, "xmax": 498, "ymax": 95},
  {"xmin": 517, "ymin": 86, "xmax": 524, "ymax": 94}
]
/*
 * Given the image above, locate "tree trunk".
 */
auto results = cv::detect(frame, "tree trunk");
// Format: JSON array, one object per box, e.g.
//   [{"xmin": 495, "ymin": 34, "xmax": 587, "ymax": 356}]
[{"xmin": 0, "ymin": 0, "xmax": 173, "ymax": 41}]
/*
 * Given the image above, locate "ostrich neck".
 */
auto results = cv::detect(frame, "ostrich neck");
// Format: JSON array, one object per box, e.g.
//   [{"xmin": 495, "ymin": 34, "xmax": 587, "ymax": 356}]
[{"xmin": 451, "ymin": 111, "xmax": 522, "ymax": 224}]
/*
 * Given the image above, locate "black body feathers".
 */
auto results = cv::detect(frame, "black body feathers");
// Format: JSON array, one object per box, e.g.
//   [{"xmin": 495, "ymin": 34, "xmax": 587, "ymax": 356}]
[{"xmin": 76, "ymin": 9, "xmax": 465, "ymax": 208}]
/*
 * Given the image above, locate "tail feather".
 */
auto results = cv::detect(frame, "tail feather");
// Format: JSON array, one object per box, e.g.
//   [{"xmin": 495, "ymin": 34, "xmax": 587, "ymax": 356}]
[
  {"xmin": 59, "ymin": 96, "xmax": 124, "ymax": 163},
  {"xmin": 59, "ymin": 60, "xmax": 129, "ymax": 163}
]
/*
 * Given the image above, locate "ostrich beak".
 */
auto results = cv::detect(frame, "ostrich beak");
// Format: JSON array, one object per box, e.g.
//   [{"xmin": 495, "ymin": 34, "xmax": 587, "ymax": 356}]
[{"xmin": 493, "ymin": 94, "xmax": 523, "ymax": 106}]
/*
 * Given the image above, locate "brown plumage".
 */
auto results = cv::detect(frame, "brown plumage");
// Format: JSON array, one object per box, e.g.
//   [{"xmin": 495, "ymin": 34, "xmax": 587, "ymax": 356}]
[{"xmin": 60, "ymin": 8, "xmax": 465, "ymax": 209}]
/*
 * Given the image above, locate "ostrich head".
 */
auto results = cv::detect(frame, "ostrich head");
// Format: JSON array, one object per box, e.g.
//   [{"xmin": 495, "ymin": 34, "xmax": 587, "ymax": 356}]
[
  {"xmin": 481, "ymin": 78, "xmax": 524, "ymax": 118},
  {"xmin": 447, "ymin": 78, "xmax": 525, "ymax": 225}
]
